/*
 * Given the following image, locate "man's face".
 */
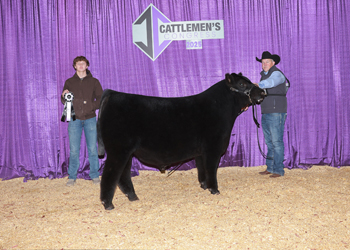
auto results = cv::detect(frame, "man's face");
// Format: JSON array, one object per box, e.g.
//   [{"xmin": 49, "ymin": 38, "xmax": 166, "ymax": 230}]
[
  {"xmin": 74, "ymin": 61, "xmax": 88, "ymax": 72},
  {"xmin": 261, "ymin": 59, "xmax": 275, "ymax": 72}
]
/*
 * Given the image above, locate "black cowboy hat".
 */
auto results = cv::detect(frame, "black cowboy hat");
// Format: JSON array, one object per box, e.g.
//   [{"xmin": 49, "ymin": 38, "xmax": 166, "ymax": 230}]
[{"xmin": 256, "ymin": 51, "xmax": 280, "ymax": 65}]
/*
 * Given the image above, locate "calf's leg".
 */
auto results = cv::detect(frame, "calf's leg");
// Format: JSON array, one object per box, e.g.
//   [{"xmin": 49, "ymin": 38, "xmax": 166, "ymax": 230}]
[
  {"xmin": 203, "ymin": 154, "xmax": 220, "ymax": 195},
  {"xmin": 118, "ymin": 157, "xmax": 139, "ymax": 201},
  {"xmin": 100, "ymin": 153, "xmax": 131, "ymax": 210},
  {"xmin": 195, "ymin": 156, "xmax": 207, "ymax": 190}
]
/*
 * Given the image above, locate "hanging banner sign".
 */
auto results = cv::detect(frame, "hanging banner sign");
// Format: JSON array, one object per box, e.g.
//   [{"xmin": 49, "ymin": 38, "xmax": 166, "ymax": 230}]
[{"xmin": 132, "ymin": 4, "xmax": 224, "ymax": 61}]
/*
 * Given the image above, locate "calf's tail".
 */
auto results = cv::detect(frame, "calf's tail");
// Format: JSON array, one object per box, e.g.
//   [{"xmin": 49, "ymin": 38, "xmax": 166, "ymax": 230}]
[
  {"xmin": 97, "ymin": 91, "xmax": 110, "ymax": 158},
  {"xmin": 97, "ymin": 119, "xmax": 104, "ymax": 158}
]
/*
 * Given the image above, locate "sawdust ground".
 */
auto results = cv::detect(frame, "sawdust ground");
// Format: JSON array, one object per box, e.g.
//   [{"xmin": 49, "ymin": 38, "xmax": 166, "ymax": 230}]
[{"xmin": 1, "ymin": 165, "xmax": 350, "ymax": 249}]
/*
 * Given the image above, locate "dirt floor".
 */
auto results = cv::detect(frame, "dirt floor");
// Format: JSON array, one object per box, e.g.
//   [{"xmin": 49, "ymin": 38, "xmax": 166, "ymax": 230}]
[{"xmin": 1, "ymin": 165, "xmax": 350, "ymax": 249}]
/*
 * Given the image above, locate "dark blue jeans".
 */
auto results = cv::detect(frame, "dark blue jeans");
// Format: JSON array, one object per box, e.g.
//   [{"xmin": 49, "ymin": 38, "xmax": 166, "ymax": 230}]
[
  {"xmin": 261, "ymin": 113, "xmax": 287, "ymax": 176},
  {"xmin": 67, "ymin": 117, "xmax": 100, "ymax": 180}
]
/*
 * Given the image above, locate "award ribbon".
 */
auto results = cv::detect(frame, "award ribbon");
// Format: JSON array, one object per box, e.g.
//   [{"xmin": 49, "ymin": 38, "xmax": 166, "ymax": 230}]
[{"xmin": 61, "ymin": 92, "xmax": 76, "ymax": 122}]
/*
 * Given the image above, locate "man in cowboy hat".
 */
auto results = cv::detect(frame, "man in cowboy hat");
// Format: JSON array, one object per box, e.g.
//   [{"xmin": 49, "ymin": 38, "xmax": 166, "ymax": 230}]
[{"xmin": 255, "ymin": 51, "xmax": 289, "ymax": 178}]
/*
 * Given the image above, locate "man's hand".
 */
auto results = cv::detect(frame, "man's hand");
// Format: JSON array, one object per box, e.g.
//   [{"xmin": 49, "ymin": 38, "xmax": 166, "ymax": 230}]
[
  {"xmin": 62, "ymin": 89, "xmax": 69, "ymax": 98},
  {"xmin": 253, "ymin": 83, "xmax": 259, "ymax": 87}
]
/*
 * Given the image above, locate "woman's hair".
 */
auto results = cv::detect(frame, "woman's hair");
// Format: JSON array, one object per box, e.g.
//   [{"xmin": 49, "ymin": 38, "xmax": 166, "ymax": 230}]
[{"xmin": 73, "ymin": 56, "xmax": 90, "ymax": 69}]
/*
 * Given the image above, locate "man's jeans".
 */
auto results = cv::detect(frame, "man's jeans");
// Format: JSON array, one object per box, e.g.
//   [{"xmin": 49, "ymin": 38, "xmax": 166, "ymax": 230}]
[
  {"xmin": 261, "ymin": 113, "xmax": 287, "ymax": 176},
  {"xmin": 68, "ymin": 117, "xmax": 100, "ymax": 180}
]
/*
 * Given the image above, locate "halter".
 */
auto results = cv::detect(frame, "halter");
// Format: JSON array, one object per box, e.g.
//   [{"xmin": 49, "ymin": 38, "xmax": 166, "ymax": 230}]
[{"xmin": 229, "ymin": 86, "xmax": 254, "ymax": 104}]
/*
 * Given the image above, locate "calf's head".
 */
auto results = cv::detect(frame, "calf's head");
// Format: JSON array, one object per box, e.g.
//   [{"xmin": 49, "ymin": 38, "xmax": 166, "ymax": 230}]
[{"xmin": 225, "ymin": 73, "xmax": 266, "ymax": 105}]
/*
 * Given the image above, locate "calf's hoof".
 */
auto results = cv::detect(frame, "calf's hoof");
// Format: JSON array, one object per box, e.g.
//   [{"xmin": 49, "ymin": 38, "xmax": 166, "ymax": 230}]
[
  {"xmin": 200, "ymin": 182, "xmax": 207, "ymax": 190},
  {"xmin": 126, "ymin": 193, "xmax": 139, "ymax": 202},
  {"xmin": 209, "ymin": 188, "xmax": 220, "ymax": 195},
  {"xmin": 101, "ymin": 201, "xmax": 115, "ymax": 210}
]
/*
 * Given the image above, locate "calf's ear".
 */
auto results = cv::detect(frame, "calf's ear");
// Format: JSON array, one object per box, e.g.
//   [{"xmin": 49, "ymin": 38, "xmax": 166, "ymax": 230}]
[
  {"xmin": 225, "ymin": 73, "xmax": 232, "ymax": 84},
  {"xmin": 229, "ymin": 73, "xmax": 240, "ymax": 83}
]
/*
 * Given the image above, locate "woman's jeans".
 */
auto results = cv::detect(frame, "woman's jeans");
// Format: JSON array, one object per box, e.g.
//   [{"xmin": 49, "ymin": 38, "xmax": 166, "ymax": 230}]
[
  {"xmin": 261, "ymin": 113, "xmax": 287, "ymax": 176},
  {"xmin": 67, "ymin": 117, "xmax": 100, "ymax": 180}
]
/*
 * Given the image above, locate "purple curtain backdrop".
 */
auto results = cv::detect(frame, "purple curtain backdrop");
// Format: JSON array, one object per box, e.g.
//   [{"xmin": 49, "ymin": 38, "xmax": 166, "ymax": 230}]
[{"xmin": 0, "ymin": 0, "xmax": 349, "ymax": 181}]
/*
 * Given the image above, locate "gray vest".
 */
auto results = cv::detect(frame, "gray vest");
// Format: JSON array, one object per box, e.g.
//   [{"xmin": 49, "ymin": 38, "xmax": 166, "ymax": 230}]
[{"xmin": 260, "ymin": 65, "xmax": 288, "ymax": 114}]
